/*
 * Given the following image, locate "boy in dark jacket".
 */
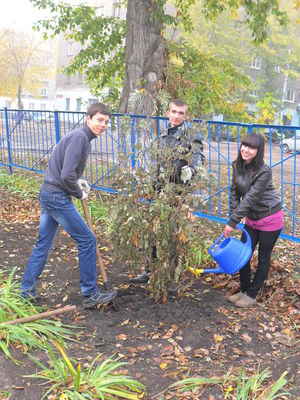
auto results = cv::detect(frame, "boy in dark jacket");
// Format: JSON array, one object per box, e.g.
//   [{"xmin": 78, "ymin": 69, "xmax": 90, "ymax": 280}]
[
  {"xmin": 130, "ymin": 99, "xmax": 205, "ymax": 284},
  {"xmin": 21, "ymin": 103, "xmax": 117, "ymax": 309}
]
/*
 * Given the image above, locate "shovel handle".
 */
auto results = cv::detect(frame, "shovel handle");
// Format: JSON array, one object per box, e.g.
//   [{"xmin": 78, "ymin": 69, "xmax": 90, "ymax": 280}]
[{"xmin": 81, "ymin": 199, "xmax": 109, "ymax": 288}]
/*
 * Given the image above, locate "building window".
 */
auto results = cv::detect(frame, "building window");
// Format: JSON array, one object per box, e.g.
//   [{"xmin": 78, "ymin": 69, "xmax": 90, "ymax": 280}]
[
  {"xmin": 251, "ymin": 57, "xmax": 261, "ymax": 70},
  {"xmin": 44, "ymin": 57, "xmax": 49, "ymax": 66},
  {"xmin": 67, "ymin": 42, "xmax": 74, "ymax": 56},
  {"xmin": 76, "ymin": 98, "xmax": 82, "ymax": 112},
  {"xmin": 41, "ymin": 88, "xmax": 48, "ymax": 97},
  {"xmin": 274, "ymin": 65, "xmax": 281, "ymax": 73},
  {"xmin": 284, "ymin": 90, "xmax": 295, "ymax": 102},
  {"xmin": 77, "ymin": 72, "xmax": 83, "ymax": 83},
  {"xmin": 65, "ymin": 98, "xmax": 70, "ymax": 111},
  {"xmin": 66, "ymin": 75, "xmax": 71, "ymax": 84},
  {"xmin": 113, "ymin": 1, "xmax": 121, "ymax": 17},
  {"xmin": 250, "ymin": 90, "xmax": 258, "ymax": 97},
  {"xmin": 40, "ymin": 103, "xmax": 46, "ymax": 110},
  {"xmin": 96, "ymin": 6, "xmax": 104, "ymax": 16},
  {"xmin": 29, "ymin": 103, "xmax": 35, "ymax": 109},
  {"xmin": 88, "ymin": 98, "xmax": 97, "ymax": 105}
]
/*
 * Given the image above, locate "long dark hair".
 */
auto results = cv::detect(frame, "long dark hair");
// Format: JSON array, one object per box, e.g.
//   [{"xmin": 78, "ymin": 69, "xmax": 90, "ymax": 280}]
[{"xmin": 235, "ymin": 133, "xmax": 265, "ymax": 174}]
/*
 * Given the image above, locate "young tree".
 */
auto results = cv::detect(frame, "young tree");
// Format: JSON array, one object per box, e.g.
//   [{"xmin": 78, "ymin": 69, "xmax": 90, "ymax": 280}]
[
  {"xmin": 30, "ymin": 0, "xmax": 289, "ymax": 115},
  {"xmin": 0, "ymin": 29, "xmax": 53, "ymax": 108}
]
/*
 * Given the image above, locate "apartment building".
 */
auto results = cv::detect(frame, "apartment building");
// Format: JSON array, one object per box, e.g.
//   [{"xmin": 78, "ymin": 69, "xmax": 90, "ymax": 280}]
[
  {"xmin": 54, "ymin": 0, "xmax": 125, "ymax": 111},
  {"xmin": 248, "ymin": 55, "xmax": 300, "ymax": 127}
]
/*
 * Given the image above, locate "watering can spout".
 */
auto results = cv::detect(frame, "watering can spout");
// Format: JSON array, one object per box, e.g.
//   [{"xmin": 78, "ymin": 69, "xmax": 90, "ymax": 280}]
[{"xmin": 189, "ymin": 267, "xmax": 225, "ymax": 275}]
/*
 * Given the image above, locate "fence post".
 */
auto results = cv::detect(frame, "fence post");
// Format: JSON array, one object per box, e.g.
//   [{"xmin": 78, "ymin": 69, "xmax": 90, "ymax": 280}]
[
  {"xmin": 4, "ymin": 107, "xmax": 13, "ymax": 174},
  {"xmin": 247, "ymin": 125, "xmax": 253, "ymax": 135},
  {"xmin": 54, "ymin": 111, "xmax": 60, "ymax": 144},
  {"xmin": 130, "ymin": 116, "xmax": 136, "ymax": 169}
]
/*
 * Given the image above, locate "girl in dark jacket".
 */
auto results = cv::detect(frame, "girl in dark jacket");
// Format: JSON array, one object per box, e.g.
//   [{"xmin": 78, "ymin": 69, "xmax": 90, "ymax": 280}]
[{"xmin": 224, "ymin": 133, "xmax": 283, "ymax": 307}]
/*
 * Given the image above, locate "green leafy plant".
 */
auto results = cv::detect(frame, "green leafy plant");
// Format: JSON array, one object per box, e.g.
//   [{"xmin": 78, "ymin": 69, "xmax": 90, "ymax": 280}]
[
  {"xmin": 0, "ymin": 269, "xmax": 76, "ymax": 363},
  {"xmin": 108, "ymin": 122, "xmax": 215, "ymax": 302},
  {"xmin": 166, "ymin": 41, "xmax": 252, "ymax": 120},
  {"xmin": 27, "ymin": 339, "xmax": 145, "ymax": 399}
]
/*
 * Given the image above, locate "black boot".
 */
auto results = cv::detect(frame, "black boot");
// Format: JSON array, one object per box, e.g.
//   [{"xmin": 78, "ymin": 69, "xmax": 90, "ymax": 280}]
[
  {"xmin": 130, "ymin": 246, "xmax": 156, "ymax": 284},
  {"xmin": 130, "ymin": 269, "xmax": 150, "ymax": 284}
]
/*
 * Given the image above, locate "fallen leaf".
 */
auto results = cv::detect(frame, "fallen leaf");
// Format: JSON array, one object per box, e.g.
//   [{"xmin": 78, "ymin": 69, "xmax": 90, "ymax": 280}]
[
  {"xmin": 213, "ymin": 334, "xmax": 223, "ymax": 342},
  {"xmin": 241, "ymin": 333, "xmax": 252, "ymax": 343},
  {"xmin": 160, "ymin": 362, "xmax": 168, "ymax": 370},
  {"xmin": 117, "ymin": 334, "xmax": 127, "ymax": 341}
]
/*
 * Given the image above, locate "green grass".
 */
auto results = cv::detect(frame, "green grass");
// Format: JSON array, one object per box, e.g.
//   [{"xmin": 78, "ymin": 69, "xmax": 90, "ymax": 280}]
[
  {"xmin": 0, "ymin": 390, "xmax": 12, "ymax": 399},
  {"xmin": 0, "ymin": 168, "xmax": 41, "ymax": 198}
]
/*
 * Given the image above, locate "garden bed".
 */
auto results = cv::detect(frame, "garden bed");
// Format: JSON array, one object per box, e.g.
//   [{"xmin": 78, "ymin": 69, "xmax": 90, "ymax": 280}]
[{"xmin": 0, "ymin": 188, "xmax": 299, "ymax": 399}]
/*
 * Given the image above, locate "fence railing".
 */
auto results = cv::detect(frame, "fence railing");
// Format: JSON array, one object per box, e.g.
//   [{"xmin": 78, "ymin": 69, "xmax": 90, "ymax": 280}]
[{"xmin": 0, "ymin": 108, "xmax": 299, "ymax": 242}]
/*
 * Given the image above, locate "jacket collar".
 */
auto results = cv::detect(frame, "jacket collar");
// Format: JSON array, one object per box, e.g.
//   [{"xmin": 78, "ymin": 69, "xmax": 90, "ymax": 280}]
[
  {"xmin": 167, "ymin": 122, "xmax": 186, "ymax": 138},
  {"xmin": 83, "ymin": 124, "xmax": 96, "ymax": 141}
]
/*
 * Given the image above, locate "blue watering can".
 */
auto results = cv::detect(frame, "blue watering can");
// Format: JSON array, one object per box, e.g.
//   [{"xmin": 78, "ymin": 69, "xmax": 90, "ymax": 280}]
[{"xmin": 189, "ymin": 227, "xmax": 252, "ymax": 275}]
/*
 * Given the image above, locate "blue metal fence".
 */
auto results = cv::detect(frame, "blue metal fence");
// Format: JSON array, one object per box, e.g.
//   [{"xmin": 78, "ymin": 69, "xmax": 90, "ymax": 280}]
[{"xmin": 0, "ymin": 108, "xmax": 299, "ymax": 242}]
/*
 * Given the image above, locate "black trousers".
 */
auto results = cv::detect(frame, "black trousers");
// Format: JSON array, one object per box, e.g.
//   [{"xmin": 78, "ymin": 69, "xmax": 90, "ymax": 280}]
[{"xmin": 240, "ymin": 224, "xmax": 281, "ymax": 298}]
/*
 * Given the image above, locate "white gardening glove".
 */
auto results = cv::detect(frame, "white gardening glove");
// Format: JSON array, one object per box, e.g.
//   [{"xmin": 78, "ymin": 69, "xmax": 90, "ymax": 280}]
[
  {"xmin": 77, "ymin": 179, "xmax": 90, "ymax": 193},
  {"xmin": 80, "ymin": 190, "xmax": 89, "ymax": 200},
  {"xmin": 181, "ymin": 166, "xmax": 193, "ymax": 183}
]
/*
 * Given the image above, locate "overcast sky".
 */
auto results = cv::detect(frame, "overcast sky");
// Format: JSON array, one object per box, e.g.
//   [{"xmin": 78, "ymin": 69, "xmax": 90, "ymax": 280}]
[{"xmin": 0, "ymin": 0, "xmax": 47, "ymax": 33}]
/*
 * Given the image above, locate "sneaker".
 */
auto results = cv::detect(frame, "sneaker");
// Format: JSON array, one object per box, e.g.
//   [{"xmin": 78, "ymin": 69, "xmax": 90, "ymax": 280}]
[
  {"xmin": 226, "ymin": 291, "xmax": 244, "ymax": 304},
  {"xmin": 82, "ymin": 290, "xmax": 117, "ymax": 309},
  {"xmin": 235, "ymin": 294, "xmax": 257, "ymax": 308},
  {"xmin": 130, "ymin": 270, "xmax": 150, "ymax": 284},
  {"xmin": 21, "ymin": 293, "xmax": 46, "ymax": 304}
]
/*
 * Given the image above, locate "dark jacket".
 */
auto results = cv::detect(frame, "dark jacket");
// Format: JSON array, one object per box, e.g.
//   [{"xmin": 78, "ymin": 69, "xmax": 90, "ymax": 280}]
[
  {"xmin": 228, "ymin": 161, "xmax": 282, "ymax": 228},
  {"xmin": 158, "ymin": 122, "xmax": 204, "ymax": 184},
  {"xmin": 42, "ymin": 124, "xmax": 95, "ymax": 199}
]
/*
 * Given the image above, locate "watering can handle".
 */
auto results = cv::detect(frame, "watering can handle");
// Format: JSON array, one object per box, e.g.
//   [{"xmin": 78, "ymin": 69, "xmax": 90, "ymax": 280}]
[
  {"xmin": 240, "ymin": 227, "xmax": 251, "ymax": 247},
  {"xmin": 208, "ymin": 233, "xmax": 225, "ymax": 257},
  {"xmin": 208, "ymin": 227, "xmax": 251, "ymax": 257}
]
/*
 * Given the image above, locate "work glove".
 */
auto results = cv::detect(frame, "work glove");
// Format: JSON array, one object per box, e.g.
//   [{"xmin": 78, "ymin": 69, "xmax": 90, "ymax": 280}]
[
  {"xmin": 80, "ymin": 190, "xmax": 89, "ymax": 200},
  {"xmin": 77, "ymin": 179, "xmax": 90, "ymax": 193},
  {"xmin": 181, "ymin": 166, "xmax": 193, "ymax": 183}
]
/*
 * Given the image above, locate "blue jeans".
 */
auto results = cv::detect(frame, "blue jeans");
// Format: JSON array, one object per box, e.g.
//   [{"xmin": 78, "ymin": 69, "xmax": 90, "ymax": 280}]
[{"xmin": 21, "ymin": 188, "xmax": 98, "ymax": 297}]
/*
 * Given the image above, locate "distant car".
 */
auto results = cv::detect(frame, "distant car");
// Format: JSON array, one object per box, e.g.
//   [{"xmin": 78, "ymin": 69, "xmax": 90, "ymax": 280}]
[
  {"xmin": 282, "ymin": 131, "xmax": 300, "ymax": 153},
  {"xmin": 262, "ymin": 128, "xmax": 282, "ymax": 143},
  {"xmin": 210, "ymin": 126, "xmax": 235, "ymax": 141}
]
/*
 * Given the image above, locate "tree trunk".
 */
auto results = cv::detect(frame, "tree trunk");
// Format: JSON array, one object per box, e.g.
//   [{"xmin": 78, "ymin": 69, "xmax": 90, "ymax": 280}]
[
  {"xmin": 17, "ymin": 84, "xmax": 23, "ymax": 109},
  {"xmin": 118, "ymin": 0, "xmax": 168, "ymax": 115}
]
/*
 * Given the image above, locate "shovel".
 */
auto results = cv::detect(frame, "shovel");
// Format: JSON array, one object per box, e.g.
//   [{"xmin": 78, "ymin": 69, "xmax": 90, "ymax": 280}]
[{"xmin": 81, "ymin": 199, "xmax": 111, "ymax": 292}]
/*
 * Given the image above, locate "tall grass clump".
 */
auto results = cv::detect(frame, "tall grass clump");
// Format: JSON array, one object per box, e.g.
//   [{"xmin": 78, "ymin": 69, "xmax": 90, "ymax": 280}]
[
  {"xmin": 166, "ymin": 367, "xmax": 291, "ymax": 399},
  {"xmin": 27, "ymin": 339, "xmax": 145, "ymax": 399},
  {"xmin": 0, "ymin": 269, "xmax": 76, "ymax": 363}
]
